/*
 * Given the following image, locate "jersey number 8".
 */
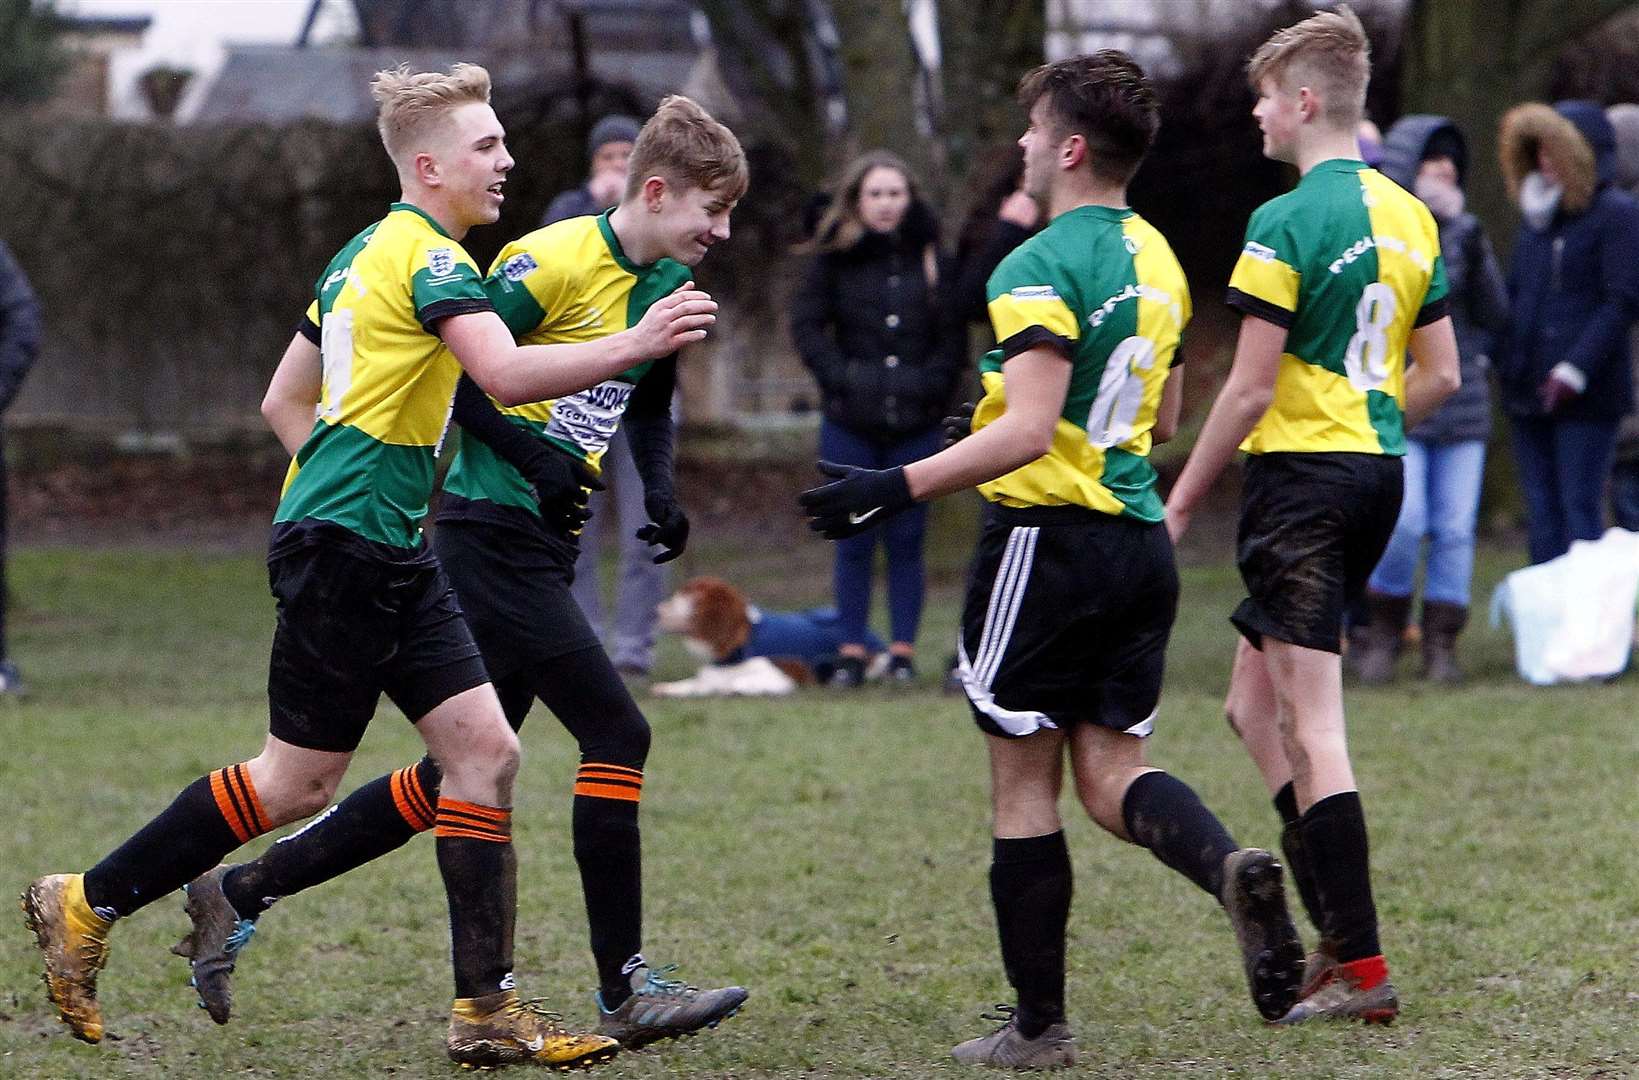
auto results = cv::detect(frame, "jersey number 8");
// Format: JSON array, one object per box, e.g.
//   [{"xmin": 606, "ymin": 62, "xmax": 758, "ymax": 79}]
[
  {"xmin": 1085, "ymin": 335, "xmax": 1158, "ymax": 449},
  {"xmin": 1344, "ymin": 282, "xmax": 1397, "ymax": 392}
]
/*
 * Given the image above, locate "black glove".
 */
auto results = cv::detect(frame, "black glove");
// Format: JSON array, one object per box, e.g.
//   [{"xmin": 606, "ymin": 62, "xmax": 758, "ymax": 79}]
[
  {"xmin": 941, "ymin": 401, "xmax": 977, "ymax": 448},
  {"xmin": 797, "ymin": 460, "xmax": 915, "ymax": 540},
  {"xmin": 635, "ymin": 490, "xmax": 690, "ymax": 563},
  {"xmin": 530, "ymin": 451, "xmax": 605, "ymax": 533}
]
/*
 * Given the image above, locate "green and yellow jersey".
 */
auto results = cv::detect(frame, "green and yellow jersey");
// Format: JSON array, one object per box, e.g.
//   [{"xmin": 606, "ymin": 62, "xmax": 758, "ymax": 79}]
[
  {"xmin": 277, "ymin": 202, "xmax": 493, "ymax": 549},
  {"xmin": 439, "ymin": 210, "xmax": 689, "ymax": 517},
  {"xmin": 976, "ymin": 204, "xmax": 1189, "ymax": 522},
  {"xmin": 1227, "ymin": 158, "xmax": 1450, "ymax": 456}
]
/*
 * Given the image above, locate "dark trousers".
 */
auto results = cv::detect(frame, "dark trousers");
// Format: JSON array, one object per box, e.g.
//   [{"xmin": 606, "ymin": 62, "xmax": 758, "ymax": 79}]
[
  {"xmin": 1, "ymin": 431, "xmax": 10, "ymax": 658},
  {"xmin": 1509, "ymin": 414, "xmax": 1619, "ymax": 565},
  {"xmin": 818, "ymin": 420, "xmax": 941, "ymax": 647}
]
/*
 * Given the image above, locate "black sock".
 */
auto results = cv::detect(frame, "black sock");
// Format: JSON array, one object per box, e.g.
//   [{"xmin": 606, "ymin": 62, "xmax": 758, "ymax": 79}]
[
  {"xmin": 223, "ymin": 757, "xmax": 441, "ymax": 919},
  {"xmin": 1298, "ymin": 791, "xmax": 1381, "ymax": 962},
  {"xmin": 990, "ymin": 831, "xmax": 1072, "ymax": 1039},
  {"xmin": 573, "ymin": 762, "xmax": 645, "ymax": 1007},
  {"xmin": 1273, "ymin": 782, "xmax": 1325, "ymax": 938},
  {"xmin": 1120, "ymin": 771, "xmax": 1239, "ymax": 899},
  {"xmin": 435, "ymin": 799, "xmax": 517, "ymax": 1000},
  {"xmin": 84, "ymin": 764, "xmax": 269, "ymax": 918}
]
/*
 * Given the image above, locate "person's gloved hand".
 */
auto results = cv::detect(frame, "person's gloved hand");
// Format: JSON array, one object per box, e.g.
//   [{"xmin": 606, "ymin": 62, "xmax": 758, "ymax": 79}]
[
  {"xmin": 797, "ymin": 461, "xmax": 915, "ymax": 540},
  {"xmin": 941, "ymin": 401, "xmax": 977, "ymax": 448},
  {"xmin": 531, "ymin": 451, "xmax": 604, "ymax": 533},
  {"xmin": 636, "ymin": 491, "xmax": 690, "ymax": 563},
  {"xmin": 1537, "ymin": 363, "xmax": 1585, "ymax": 414}
]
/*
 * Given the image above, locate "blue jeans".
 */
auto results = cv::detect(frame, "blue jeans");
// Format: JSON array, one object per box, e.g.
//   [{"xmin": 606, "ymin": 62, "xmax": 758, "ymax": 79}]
[
  {"xmin": 818, "ymin": 420, "xmax": 942, "ymax": 648},
  {"xmin": 1367, "ymin": 438, "xmax": 1485, "ymax": 606},
  {"xmin": 1510, "ymin": 414, "xmax": 1619, "ymax": 565}
]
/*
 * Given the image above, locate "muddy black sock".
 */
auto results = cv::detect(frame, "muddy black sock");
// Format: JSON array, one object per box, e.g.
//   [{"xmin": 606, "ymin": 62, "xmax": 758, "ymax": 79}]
[
  {"xmin": 1298, "ymin": 791, "xmax": 1381, "ymax": 963},
  {"xmin": 223, "ymin": 757, "xmax": 441, "ymax": 918},
  {"xmin": 84, "ymin": 764, "xmax": 270, "ymax": 918},
  {"xmin": 1273, "ymin": 782, "xmax": 1325, "ymax": 937},
  {"xmin": 990, "ymin": 831, "xmax": 1071, "ymax": 1039},
  {"xmin": 435, "ymin": 799, "xmax": 517, "ymax": 999},
  {"xmin": 1120, "ymin": 771, "xmax": 1239, "ymax": 899},
  {"xmin": 573, "ymin": 762, "xmax": 645, "ymax": 1008}
]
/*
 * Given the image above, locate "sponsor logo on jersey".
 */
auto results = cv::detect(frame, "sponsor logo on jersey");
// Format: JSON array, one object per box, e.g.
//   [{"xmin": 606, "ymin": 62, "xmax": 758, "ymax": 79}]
[
  {"xmin": 1009, "ymin": 285, "xmax": 1062, "ymax": 301},
  {"xmin": 1242, "ymin": 241, "xmax": 1278, "ymax": 262},
  {"xmin": 502, "ymin": 253, "xmax": 538, "ymax": 281},
  {"xmin": 544, "ymin": 379, "xmax": 635, "ymax": 454},
  {"xmin": 428, "ymin": 246, "xmax": 457, "ymax": 279}
]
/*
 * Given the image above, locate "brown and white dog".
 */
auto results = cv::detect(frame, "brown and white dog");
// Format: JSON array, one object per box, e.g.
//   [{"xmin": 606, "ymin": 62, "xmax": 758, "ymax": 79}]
[{"xmin": 651, "ymin": 576, "xmax": 885, "ymax": 697}]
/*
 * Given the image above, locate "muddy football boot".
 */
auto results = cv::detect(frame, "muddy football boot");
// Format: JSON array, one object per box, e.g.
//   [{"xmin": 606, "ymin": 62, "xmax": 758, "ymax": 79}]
[
  {"xmin": 448, "ymin": 989, "xmax": 620, "ymax": 1068},
  {"xmin": 20, "ymin": 873, "xmax": 113, "ymax": 1043},
  {"xmin": 950, "ymin": 1006, "xmax": 1077, "ymax": 1070},
  {"xmin": 171, "ymin": 865, "xmax": 256, "ymax": 1023},
  {"xmin": 1299, "ymin": 943, "xmax": 1339, "ymax": 1000},
  {"xmin": 1219, "ymin": 848, "xmax": 1305, "ymax": 1021},
  {"xmin": 1276, "ymin": 960, "xmax": 1399, "ymax": 1025},
  {"xmin": 595, "ymin": 963, "xmax": 748, "ymax": 1048}
]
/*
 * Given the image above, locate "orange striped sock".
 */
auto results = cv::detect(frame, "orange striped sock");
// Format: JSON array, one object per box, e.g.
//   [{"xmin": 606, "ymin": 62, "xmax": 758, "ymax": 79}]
[
  {"xmin": 389, "ymin": 763, "xmax": 438, "ymax": 832},
  {"xmin": 434, "ymin": 798, "xmax": 512, "ymax": 843},
  {"xmin": 573, "ymin": 762, "xmax": 643, "ymax": 803},
  {"xmin": 209, "ymin": 762, "xmax": 271, "ymax": 844}
]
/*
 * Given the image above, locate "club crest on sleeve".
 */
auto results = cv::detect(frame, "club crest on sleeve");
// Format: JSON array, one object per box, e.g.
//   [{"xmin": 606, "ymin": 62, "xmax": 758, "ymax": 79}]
[
  {"xmin": 1242, "ymin": 241, "xmax": 1278, "ymax": 262},
  {"xmin": 502, "ymin": 253, "xmax": 538, "ymax": 282},
  {"xmin": 427, "ymin": 247, "xmax": 457, "ymax": 279}
]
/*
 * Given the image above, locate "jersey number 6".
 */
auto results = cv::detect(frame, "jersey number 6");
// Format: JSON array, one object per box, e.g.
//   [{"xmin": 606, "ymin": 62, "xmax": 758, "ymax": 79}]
[{"xmin": 1085, "ymin": 335, "xmax": 1158, "ymax": 449}]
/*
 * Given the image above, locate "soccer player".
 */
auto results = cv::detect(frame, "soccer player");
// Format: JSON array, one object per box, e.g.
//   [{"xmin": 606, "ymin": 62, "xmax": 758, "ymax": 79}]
[
  {"xmin": 799, "ymin": 52, "xmax": 1304, "ymax": 1069},
  {"xmin": 172, "ymin": 96, "xmax": 749, "ymax": 1049},
  {"xmin": 1163, "ymin": 7, "xmax": 1461, "ymax": 1025},
  {"xmin": 21, "ymin": 63, "xmax": 715, "ymax": 1069}
]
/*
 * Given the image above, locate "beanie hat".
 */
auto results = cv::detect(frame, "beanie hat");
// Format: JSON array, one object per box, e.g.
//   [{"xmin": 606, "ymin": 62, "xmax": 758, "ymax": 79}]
[{"xmin": 588, "ymin": 114, "xmax": 641, "ymax": 159}]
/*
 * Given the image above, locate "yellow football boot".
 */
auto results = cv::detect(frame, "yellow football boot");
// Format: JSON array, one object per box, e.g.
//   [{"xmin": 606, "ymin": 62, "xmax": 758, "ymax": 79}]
[
  {"xmin": 448, "ymin": 989, "xmax": 620, "ymax": 1070},
  {"xmin": 20, "ymin": 873, "xmax": 113, "ymax": 1043}
]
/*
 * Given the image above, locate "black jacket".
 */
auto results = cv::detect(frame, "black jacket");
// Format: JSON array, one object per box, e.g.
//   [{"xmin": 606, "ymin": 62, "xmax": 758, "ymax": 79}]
[
  {"xmin": 1379, "ymin": 115, "xmax": 1509, "ymax": 444},
  {"xmin": 1498, "ymin": 101, "xmax": 1639, "ymax": 421},
  {"xmin": 0, "ymin": 242, "xmax": 40, "ymax": 415},
  {"xmin": 790, "ymin": 205, "xmax": 964, "ymax": 439}
]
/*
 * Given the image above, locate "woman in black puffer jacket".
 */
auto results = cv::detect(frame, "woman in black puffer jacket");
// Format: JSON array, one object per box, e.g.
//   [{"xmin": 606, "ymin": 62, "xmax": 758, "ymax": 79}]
[{"xmin": 791, "ymin": 151, "xmax": 964, "ymax": 686}]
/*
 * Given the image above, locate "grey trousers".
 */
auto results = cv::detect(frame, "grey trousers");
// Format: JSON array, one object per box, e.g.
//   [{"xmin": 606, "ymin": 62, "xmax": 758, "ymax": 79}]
[{"xmin": 571, "ymin": 426, "xmax": 668, "ymax": 672}]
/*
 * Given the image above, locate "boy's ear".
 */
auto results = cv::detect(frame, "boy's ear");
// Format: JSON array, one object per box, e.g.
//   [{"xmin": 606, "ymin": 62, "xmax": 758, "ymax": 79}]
[{"xmin": 642, "ymin": 174, "xmax": 669, "ymax": 212}]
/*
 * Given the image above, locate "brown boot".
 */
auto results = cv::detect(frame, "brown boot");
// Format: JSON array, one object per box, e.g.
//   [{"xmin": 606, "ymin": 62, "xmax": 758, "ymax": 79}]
[
  {"xmin": 1349, "ymin": 592, "xmax": 1411, "ymax": 685},
  {"xmin": 1420, "ymin": 601, "xmax": 1468, "ymax": 684}
]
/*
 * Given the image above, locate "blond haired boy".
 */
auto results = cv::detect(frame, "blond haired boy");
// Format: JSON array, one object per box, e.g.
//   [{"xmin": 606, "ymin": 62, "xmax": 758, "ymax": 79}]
[
  {"xmin": 1165, "ymin": 7, "xmax": 1461, "ymax": 1024},
  {"xmin": 169, "ymin": 94, "xmax": 751, "ymax": 1051},
  {"xmin": 22, "ymin": 63, "xmax": 713, "ymax": 1068}
]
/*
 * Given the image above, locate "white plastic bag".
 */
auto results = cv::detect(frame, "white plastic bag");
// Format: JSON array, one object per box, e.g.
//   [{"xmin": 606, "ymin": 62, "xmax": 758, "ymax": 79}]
[{"xmin": 1489, "ymin": 528, "xmax": 1639, "ymax": 685}]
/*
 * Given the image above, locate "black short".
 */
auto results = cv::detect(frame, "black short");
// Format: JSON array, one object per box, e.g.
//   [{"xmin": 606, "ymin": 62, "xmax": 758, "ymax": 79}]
[
  {"xmin": 431, "ymin": 518, "xmax": 599, "ymax": 684},
  {"xmin": 1232, "ymin": 452, "xmax": 1403, "ymax": 653},
  {"xmin": 267, "ymin": 533, "xmax": 489, "ymax": 754},
  {"xmin": 957, "ymin": 504, "xmax": 1177, "ymax": 739}
]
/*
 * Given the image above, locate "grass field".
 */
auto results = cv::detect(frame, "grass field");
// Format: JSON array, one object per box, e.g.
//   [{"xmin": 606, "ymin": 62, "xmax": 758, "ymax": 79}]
[{"xmin": 1, "ymin": 530, "xmax": 1636, "ymax": 1079}]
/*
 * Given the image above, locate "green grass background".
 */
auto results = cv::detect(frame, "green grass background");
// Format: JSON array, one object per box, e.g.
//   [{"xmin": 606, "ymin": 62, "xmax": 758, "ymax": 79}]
[{"xmin": 1, "ymin": 532, "xmax": 1636, "ymax": 1079}]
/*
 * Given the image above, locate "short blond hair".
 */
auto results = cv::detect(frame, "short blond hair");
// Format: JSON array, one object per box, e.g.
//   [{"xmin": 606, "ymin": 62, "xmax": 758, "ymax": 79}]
[
  {"xmin": 625, "ymin": 95, "xmax": 749, "ymax": 202},
  {"xmin": 369, "ymin": 62, "xmax": 493, "ymax": 164},
  {"xmin": 1247, "ymin": 5, "xmax": 1370, "ymax": 129}
]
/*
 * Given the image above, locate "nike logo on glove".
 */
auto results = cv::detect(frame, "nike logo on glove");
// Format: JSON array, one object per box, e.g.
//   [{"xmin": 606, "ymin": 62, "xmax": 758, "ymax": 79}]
[{"xmin": 847, "ymin": 507, "xmax": 883, "ymax": 526}]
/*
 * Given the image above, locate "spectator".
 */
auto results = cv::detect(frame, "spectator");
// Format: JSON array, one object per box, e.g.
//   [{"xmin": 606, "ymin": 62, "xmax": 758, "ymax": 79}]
[
  {"xmin": 1497, "ymin": 101, "xmax": 1639, "ymax": 565},
  {"xmin": 0, "ymin": 241, "xmax": 40, "ymax": 696},
  {"xmin": 1604, "ymin": 103, "xmax": 1639, "ymax": 530},
  {"xmin": 1349, "ymin": 116, "xmax": 1510, "ymax": 685},
  {"xmin": 952, "ymin": 152, "xmax": 1041, "ymax": 327},
  {"xmin": 791, "ymin": 150, "xmax": 963, "ymax": 685},
  {"xmin": 542, "ymin": 114, "xmax": 669, "ymax": 677}
]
